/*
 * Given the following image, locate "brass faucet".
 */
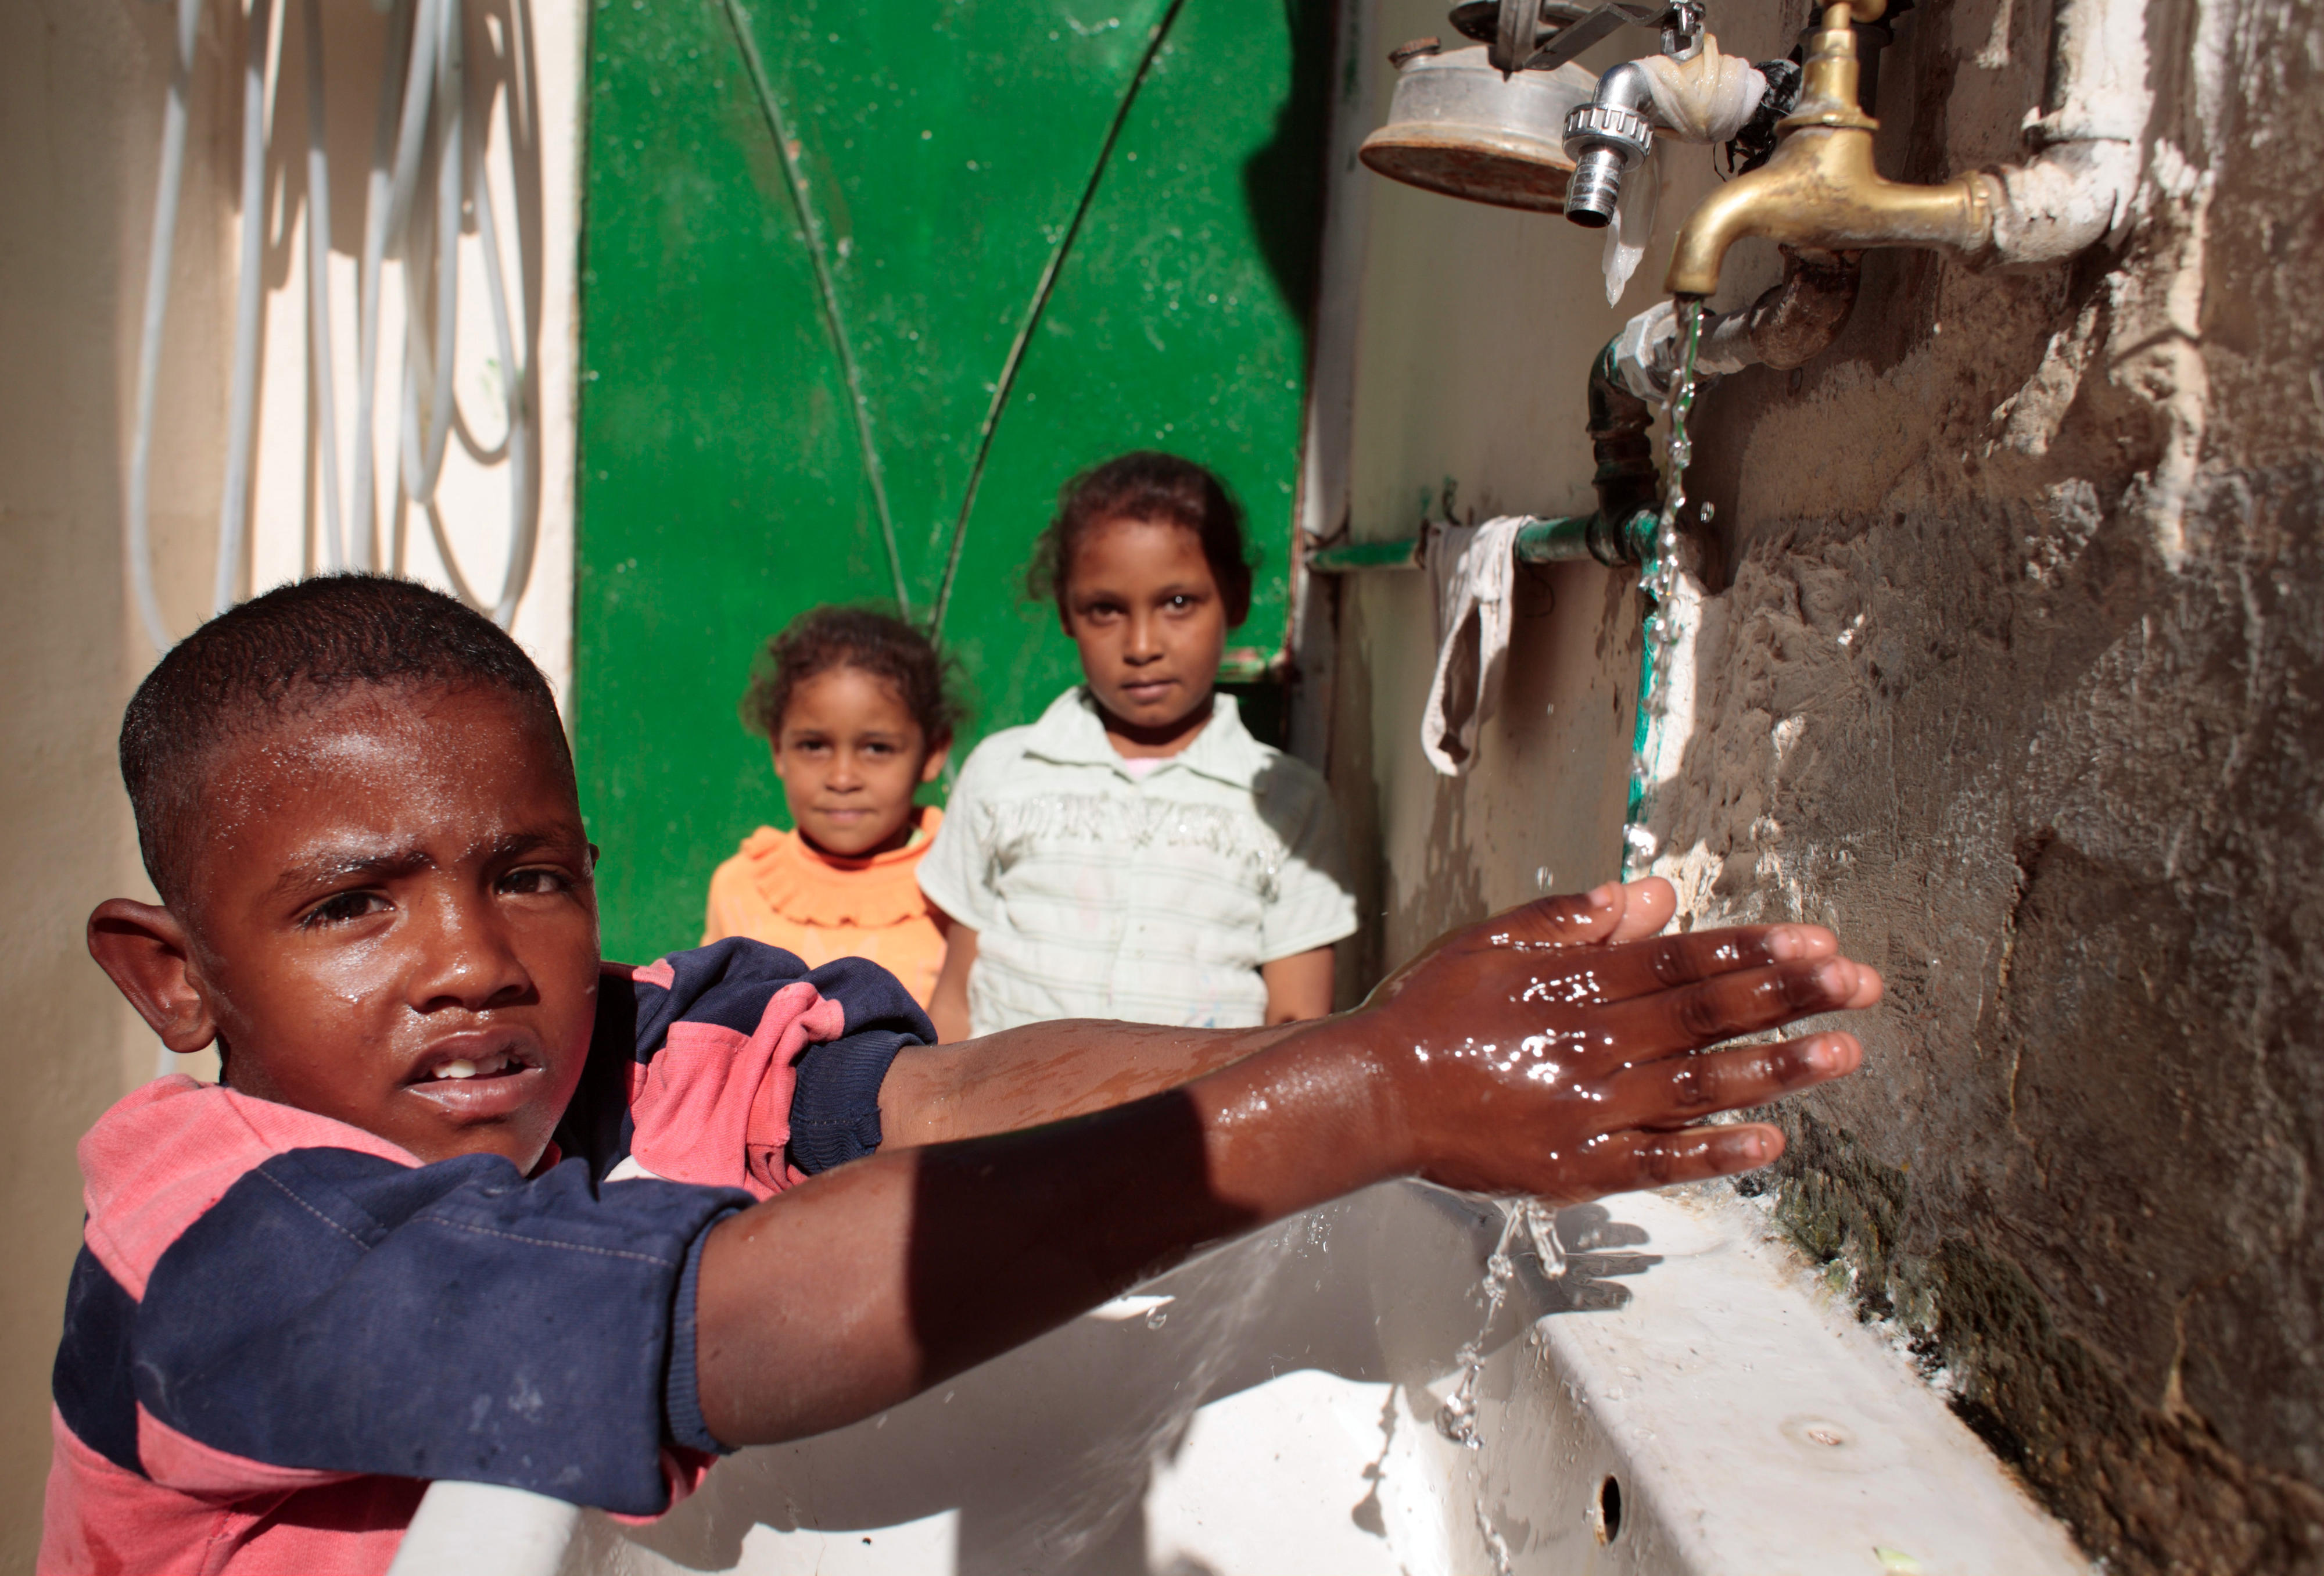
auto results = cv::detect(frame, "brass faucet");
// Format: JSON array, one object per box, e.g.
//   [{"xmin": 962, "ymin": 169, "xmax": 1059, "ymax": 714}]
[{"xmin": 1662, "ymin": 0, "xmax": 1995, "ymax": 298}]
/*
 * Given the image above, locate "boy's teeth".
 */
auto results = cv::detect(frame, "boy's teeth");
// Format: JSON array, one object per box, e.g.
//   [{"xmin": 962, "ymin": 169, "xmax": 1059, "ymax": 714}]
[{"xmin": 426, "ymin": 1051, "xmax": 519, "ymax": 1081}]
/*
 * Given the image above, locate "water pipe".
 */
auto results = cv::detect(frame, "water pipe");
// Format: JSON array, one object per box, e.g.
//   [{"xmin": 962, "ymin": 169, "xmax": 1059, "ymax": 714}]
[
  {"xmin": 1308, "ymin": 249, "xmax": 1859, "ymax": 578},
  {"xmin": 1307, "ymin": 331, "xmax": 1665, "ymax": 578},
  {"xmin": 125, "ymin": 0, "xmax": 205, "ymax": 654},
  {"xmin": 400, "ymin": 0, "xmax": 463, "ymax": 511},
  {"xmin": 302, "ymin": 0, "xmax": 343, "ymax": 570},
  {"xmin": 1663, "ymin": 0, "xmax": 2148, "ymax": 298},
  {"xmin": 1980, "ymin": 0, "xmax": 2147, "ymax": 267},
  {"xmin": 215, "ymin": 0, "xmax": 276, "ymax": 617},
  {"xmin": 1610, "ymin": 246, "xmax": 1863, "ymax": 404},
  {"xmin": 1306, "ymin": 255, "xmax": 1857, "ymax": 880},
  {"xmin": 1562, "ymin": 59, "xmax": 1656, "ymax": 228}
]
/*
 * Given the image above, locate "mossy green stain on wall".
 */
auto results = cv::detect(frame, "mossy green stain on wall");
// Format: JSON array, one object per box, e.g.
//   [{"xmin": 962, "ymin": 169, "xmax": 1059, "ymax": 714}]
[{"xmin": 575, "ymin": 0, "xmax": 1330, "ymax": 961}]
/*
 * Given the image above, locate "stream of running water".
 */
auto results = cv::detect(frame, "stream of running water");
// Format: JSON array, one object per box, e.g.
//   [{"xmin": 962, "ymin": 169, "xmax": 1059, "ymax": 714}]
[{"xmin": 1621, "ymin": 297, "xmax": 1708, "ymax": 881}]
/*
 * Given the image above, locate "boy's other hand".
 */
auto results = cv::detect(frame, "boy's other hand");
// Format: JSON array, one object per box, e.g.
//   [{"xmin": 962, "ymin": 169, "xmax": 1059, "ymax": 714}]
[{"xmin": 1332, "ymin": 877, "xmax": 1881, "ymax": 1202}]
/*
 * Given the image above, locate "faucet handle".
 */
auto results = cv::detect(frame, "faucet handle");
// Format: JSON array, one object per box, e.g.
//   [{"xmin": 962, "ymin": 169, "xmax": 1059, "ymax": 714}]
[
  {"xmin": 1783, "ymin": 3, "xmax": 1882, "ymax": 131},
  {"xmin": 1471, "ymin": 0, "xmax": 1679, "ymax": 75}
]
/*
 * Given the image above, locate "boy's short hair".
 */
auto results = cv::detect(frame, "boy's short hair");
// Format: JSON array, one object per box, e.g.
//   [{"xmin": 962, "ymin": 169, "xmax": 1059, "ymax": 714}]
[
  {"xmin": 1028, "ymin": 451, "xmax": 1256, "ymax": 627},
  {"xmin": 121, "ymin": 574, "xmax": 568, "ymax": 908}
]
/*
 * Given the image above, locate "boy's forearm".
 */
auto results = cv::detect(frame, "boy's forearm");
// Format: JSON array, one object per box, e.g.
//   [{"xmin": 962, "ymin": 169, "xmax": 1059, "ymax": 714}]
[
  {"xmin": 877, "ymin": 1017, "xmax": 1301, "ymax": 1146},
  {"xmin": 708, "ymin": 882, "xmax": 1882, "ymax": 1448},
  {"xmin": 698, "ymin": 1032, "xmax": 1390, "ymax": 1445}
]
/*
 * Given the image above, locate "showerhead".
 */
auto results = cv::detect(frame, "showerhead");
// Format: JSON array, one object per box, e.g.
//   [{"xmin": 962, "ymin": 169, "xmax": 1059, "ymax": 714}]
[{"xmin": 1358, "ymin": 46, "xmax": 1601, "ymax": 213}]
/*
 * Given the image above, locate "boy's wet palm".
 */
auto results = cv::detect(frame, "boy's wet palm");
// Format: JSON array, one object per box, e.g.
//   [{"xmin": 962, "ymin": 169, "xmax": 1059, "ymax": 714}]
[{"xmin": 1354, "ymin": 880, "xmax": 1881, "ymax": 1202}]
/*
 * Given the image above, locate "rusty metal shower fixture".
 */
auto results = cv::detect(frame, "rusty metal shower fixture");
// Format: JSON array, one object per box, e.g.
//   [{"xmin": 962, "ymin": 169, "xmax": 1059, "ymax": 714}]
[
  {"xmin": 1360, "ymin": 0, "xmax": 1702, "ymax": 213},
  {"xmin": 1358, "ymin": 46, "xmax": 1599, "ymax": 213},
  {"xmin": 1662, "ymin": 0, "xmax": 1996, "ymax": 296}
]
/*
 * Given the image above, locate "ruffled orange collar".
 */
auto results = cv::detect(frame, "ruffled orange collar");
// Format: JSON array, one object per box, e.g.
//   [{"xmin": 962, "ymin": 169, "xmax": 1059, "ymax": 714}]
[{"xmin": 738, "ymin": 808, "xmax": 941, "ymax": 929}]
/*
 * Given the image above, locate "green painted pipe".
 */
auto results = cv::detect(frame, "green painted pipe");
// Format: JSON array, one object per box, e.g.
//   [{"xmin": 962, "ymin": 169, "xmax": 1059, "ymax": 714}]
[{"xmin": 1304, "ymin": 508, "xmax": 1659, "ymax": 575}]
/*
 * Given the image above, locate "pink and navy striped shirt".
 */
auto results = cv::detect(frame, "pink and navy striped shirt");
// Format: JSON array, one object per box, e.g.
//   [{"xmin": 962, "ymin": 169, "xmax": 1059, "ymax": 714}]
[{"xmin": 41, "ymin": 939, "xmax": 928, "ymax": 1574}]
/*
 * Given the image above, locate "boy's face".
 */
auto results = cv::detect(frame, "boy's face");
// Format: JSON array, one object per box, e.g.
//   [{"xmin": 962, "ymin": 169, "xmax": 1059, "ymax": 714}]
[
  {"xmin": 1060, "ymin": 517, "xmax": 1228, "ymax": 744},
  {"xmin": 107, "ymin": 685, "xmax": 601, "ymax": 1169},
  {"xmin": 770, "ymin": 666, "xmax": 948, "ymax": 858}
]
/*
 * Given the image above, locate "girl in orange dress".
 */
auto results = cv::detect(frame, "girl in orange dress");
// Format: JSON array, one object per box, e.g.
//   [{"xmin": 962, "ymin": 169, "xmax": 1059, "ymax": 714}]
[{"xmin": 702, "ymin": 607, "xmax": 961, "ymax": 1009}]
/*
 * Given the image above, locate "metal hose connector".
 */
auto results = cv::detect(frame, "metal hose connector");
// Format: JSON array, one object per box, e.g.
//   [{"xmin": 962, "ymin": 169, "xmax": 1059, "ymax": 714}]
[{"xmin": 1563, "ymin": 61, "xmax": 1655, "ymax": 227}]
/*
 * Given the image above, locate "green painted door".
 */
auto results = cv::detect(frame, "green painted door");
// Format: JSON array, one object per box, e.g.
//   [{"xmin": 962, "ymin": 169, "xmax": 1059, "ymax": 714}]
[{"xmin": 574, "ymin": 0, "xmax": 1332, "ymax": 961}]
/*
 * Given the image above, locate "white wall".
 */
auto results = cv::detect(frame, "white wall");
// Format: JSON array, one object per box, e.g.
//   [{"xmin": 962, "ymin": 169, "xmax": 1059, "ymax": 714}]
[{"xmin": 0, "ymin": 2, "xmax": 583, "ymax": 1566}]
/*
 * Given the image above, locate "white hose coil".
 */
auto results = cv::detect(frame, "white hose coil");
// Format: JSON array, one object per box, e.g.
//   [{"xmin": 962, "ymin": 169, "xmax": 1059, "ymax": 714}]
[
  {"xmin": 215, "ymin": 0, "xmax": 275, "ymax": 616},
  {"xmin": 303, "ymin": 0, "xmax": 344, "ymax": 569},
  {"xmin": 128, "ymin": 0, "xmax": 537, "ymax": 647},
  {"xmin": 125, "ymin": 0, "xmax": 206, "ymax": 655}
]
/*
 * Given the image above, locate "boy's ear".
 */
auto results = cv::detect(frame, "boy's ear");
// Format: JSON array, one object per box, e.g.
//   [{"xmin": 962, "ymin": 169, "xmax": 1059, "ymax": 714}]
[
  {"xmin": 919, "ymin": 741, "xmax": 952, "ymax": 786},
  {"xmin": 87, "ymin": 900, "xmax": 219, "ymax": 1054}
]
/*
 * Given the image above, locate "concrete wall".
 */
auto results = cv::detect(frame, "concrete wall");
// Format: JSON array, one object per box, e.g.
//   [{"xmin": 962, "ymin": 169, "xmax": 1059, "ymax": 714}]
[
  {"xmin": 0, "ymin": 2, "xmax": 580, "ymax": 1566},
  {"xmin": 1321, "ymin": 0, "xmax": 2324, "ymax": 1566}
]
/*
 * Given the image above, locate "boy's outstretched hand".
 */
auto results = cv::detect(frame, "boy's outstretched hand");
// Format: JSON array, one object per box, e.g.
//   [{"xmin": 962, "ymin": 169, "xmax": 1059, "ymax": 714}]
[
  {"xmin": 697, "ymin": 878, "xmax": 1882, "ymax": 1446},
  {"xmin": 1346, "ymin": 877, "xmax": 1880, "ymax": 1201}
]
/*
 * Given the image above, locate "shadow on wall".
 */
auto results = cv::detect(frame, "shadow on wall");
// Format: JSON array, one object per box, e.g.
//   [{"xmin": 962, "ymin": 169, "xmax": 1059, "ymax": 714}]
[{"xmin": 1238, "ymin": 0, "xmax": 1337, "ymax": 347}]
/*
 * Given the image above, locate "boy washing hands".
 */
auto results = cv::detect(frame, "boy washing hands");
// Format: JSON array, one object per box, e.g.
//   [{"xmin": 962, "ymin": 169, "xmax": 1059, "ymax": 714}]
[{"xmin": 45, "ymin": 575, "xmax": 1880, "ymax": 1572}]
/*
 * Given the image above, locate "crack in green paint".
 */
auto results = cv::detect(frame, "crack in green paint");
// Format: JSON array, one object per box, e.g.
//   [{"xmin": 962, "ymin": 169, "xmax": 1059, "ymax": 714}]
[
  {"xmin": 928, "ymin": 0, "xmax": 1190, "ymax": 639},
  {"xmin": 719, "ymin": 0, "xmax": 908, "ymax": 615}
]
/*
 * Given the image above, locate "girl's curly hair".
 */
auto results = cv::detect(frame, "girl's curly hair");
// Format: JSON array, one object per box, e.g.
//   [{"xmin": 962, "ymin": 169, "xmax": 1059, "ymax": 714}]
[{"xmin": 739, "ymin": 605, "xmax": 963, "ymax": 749}]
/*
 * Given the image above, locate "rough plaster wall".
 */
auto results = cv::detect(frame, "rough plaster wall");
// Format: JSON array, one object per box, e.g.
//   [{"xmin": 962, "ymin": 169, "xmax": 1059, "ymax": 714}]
[
  {"xmin": 1330, "ymin": 0, "xmax": 2324, "ymax": 1564},
  {"xmin": 1635, "ymin": 0, "xmax": 2324, "ymax": 1568}
]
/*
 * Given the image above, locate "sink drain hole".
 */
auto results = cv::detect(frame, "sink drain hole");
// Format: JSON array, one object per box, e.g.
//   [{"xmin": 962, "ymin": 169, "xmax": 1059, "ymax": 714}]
[{"xmin": 1593, "ymin": 1474, "xmax": 1624, "ymax": 1545}]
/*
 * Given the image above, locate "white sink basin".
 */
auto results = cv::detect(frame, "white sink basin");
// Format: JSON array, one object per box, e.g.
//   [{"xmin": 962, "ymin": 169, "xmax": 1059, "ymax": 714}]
[{"xmin": 392, "ymin": 1182, "xmax": 2089, "ymax": 1576}]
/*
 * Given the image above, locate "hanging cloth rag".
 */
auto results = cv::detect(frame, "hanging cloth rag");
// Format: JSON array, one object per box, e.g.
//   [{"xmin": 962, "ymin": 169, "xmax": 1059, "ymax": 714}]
[
  {"xmin": 1600, "ymin": 154, "xmax": 1661, "ymax": 306},
  {"xmin": 1597, "ymin": 34, "xmax": 1769, "ymax": 305},
  {"xmin": 1422, "ymin": 515, "xmax": 1528, "ymax": 775}
]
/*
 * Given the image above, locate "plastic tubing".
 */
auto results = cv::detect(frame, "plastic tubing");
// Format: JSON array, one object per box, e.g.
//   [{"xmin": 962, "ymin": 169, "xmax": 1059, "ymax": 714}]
[
  {"xmin": 383, "ymin": 0, "xmax": 440, "ymax": 243},
  {"xmin": 400, "ymin": 0, "xmax": 460, "ymax": 508},
  {"xmin": 414, "ymin": 0, "xmax": 536, "ymax": 627},
  {"xmin": 473, "ymin": 175, "xmax": 533, "ymax": 626},
  {"xmin": 302, "ymin": 0, "xmax": 344, "ymax": 569},
  {"xmin": 435, "ymin": 1, "xmax": 535, "ymax": 626},
  {"xmin": 127, "ymin": 0, "xmax": 540, "ymax": 636},
  {"xmin": 126, "ymin": 0, "xmax": 206, "ymax": 653},
  {"xmin": 215, "ymin": 0, "xmax": 277, "ymax": 617},
  {"xmin": 348, "ymin": 0, "xmax": 414, "ymax": 572}
]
